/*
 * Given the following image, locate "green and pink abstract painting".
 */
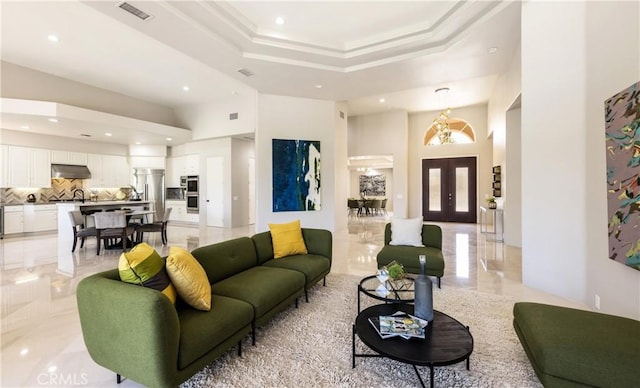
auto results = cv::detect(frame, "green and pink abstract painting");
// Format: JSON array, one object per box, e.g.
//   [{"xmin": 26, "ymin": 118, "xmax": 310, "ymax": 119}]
[{"xmin": 605, "ymin": 81, "xmax": 640, "ymax": 271}]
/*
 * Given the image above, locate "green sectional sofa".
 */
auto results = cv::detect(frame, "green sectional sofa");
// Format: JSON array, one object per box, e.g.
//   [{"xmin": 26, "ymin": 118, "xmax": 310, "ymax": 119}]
[
  {"xmin": 513, "ymin": 302, "xmax": 640, "ymax": 387},
  {"xmin": 77, "ymin": 228, "xmax": 332, "ymax": 388},
  {"xmin": 376, "ymin": 223, "xmax": 445, "ymax": 287}
]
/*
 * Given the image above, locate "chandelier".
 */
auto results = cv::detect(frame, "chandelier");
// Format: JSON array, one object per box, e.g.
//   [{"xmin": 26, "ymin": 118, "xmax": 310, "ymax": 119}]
[{"xmin": 433, "ymin": 87, "xmax": 454, "ymax": 144}]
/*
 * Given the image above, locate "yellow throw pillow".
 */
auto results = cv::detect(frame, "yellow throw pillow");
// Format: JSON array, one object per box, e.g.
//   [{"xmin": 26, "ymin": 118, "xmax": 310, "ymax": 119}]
[
  {"xmin": 268, "ymin": 220, "xmax": 308, "ymax": 259},
  {"xmin": 119, "ymin": 243, "xmax": 177, "ymax": 304},
  {"xmin": 166, "ymin": 246, "xmax": 212, "ymax": 311}
]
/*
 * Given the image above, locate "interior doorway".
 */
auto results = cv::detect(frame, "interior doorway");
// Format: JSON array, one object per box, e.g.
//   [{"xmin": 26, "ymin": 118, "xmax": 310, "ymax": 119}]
[
  {"xmin": 422, "ymin": 157, "xmax": 477, "ymax": 223},
  {"xmin": 206, "ymin": 156, "xmax": 224, "ymax": 227}
]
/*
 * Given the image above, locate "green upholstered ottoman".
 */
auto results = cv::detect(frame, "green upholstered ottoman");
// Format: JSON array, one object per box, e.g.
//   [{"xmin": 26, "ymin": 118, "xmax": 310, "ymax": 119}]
[{"xmin": 513, "ymin": 302, "xmax": 640, "ymax": 387}]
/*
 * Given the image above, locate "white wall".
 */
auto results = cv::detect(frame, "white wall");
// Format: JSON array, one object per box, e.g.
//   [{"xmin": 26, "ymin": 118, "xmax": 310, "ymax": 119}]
[
  {"xmin": 1, "ymin": 62, "xmax": 178, "ymax": 126},
  {"xmin": 255, "ymin": 94, "xmax": 338, "ymax": 232},
  {"xmin": 348, "ymin": 110, "xmax": 409, "ymax": 217},
  {"xmin": 522, "ymin": 0, "xmax": 588, "ymax": 305},
  {"xmin": 504, "ymin": 107, "xmax": 522, "ymax": 247},
  {"xmin": 407, "ymin": 105, "xmax": 492, "ymax": 219},
  {"xmin": 584, "ymin": 2, "xmax": 640, "ymax": 319},
  {"xmin": 522, "ymin": 1, "xmax": 640, "ymax": 319},
  {"xmin": 174, "ymin": 89, "xmax": 258, "ymax": 141},
  {"xmin": 333, "ymin": 102, "xmax": 349, "ymax": 233}
]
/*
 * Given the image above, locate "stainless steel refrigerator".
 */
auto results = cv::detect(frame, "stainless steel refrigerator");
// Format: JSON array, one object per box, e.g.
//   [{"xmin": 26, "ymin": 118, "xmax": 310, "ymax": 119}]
[{"xmin": 132, "ymin": 169, "xmax": 165, "ymax": 221}]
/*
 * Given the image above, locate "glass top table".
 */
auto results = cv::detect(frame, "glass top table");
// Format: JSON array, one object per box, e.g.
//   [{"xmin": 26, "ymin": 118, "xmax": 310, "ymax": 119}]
[{"xmin": 358, "ymin": 274, "xmax": 415, "ymax": 312}]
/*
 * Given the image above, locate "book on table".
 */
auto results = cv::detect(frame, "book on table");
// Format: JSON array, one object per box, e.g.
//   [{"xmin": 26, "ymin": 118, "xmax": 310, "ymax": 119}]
[{"xmin": 368, "ymin": 311, "xmax": 428, "ymax": 339}]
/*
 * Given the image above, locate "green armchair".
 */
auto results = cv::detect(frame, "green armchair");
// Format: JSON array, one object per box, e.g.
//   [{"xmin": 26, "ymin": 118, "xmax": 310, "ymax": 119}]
[{"xmin": 376, "ymin": 223, "xmax": 445, "ymax": 287}]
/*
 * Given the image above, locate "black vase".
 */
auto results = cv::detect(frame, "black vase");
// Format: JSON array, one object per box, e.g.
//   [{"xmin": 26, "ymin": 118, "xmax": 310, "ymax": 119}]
[{"xmin": 414, "ymin": 255, "xmax": 434, "ymax": 321}]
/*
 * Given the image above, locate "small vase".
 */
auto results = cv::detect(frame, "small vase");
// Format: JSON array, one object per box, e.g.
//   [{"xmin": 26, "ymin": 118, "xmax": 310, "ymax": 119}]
[
  {"xmin": 488, "ymin": 201, "xmax": 497, "ymax": 209},
  {"xmin": 414, "ymin": 255, "xmax": 434, "ymax": 321}
]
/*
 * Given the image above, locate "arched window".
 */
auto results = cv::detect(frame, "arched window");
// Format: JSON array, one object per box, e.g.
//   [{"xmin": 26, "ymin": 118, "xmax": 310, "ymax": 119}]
[{"xmin": 424, "ymin": 118, "xmax": 476, "ymax": 146}]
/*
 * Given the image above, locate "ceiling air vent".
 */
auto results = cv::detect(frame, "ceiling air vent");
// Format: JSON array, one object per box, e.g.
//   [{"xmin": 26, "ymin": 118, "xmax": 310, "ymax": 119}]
[
  {"xmin": 229, "ymin": 113, "xmax": 239, "ymax": 120},
  {"xmin": 117, "ymin": 2, "xmax": 153, "ymax": 21},
  {"xmin": 237, "ymin": 68, "xmax": 254, "ymax": 77}
]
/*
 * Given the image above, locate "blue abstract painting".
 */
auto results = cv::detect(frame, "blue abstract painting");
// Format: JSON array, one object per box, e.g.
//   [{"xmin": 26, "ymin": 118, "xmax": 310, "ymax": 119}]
[{"xmin": 272, "ymin": 139, "xmax": 321, "ymax": 212}]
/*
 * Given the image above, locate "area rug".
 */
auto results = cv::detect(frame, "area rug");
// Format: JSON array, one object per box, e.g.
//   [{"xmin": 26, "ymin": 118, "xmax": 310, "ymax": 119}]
[{"xmin": 182, "ymin": 273, "xmax": 541, "ymax": 387}]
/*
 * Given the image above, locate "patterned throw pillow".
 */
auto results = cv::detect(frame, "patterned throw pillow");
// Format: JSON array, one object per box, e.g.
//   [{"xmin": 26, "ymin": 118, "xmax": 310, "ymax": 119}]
[
  {"xmin": 119, "ymin": 243, "xmax": 177, "ymax": 304},
  {"xmin": 166, "ymin": 246, "xmax": 212, "ymax": 311},
  {"xmin": 268, "ymin": 219, "xmax": 308, "ymax": 259}
]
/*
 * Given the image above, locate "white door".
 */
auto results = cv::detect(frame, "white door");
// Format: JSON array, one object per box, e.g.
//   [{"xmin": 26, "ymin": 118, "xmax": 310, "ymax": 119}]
[
  {"xmin": 206, "ymin": 156, "xmax": 224, "ymax": 227},
  {"xmin": 248, "ymin": 158, "xmax": 255, "ymax": 225}
]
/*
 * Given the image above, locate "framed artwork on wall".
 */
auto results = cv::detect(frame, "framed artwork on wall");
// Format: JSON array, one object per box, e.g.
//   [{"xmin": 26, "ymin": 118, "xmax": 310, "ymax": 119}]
[
  {"xmin": 604, "ymin": 80, "xmax": 639, "ymax": 271},
  {"xmin": 272, "ymin": 139, "xmax": 321, "ymax": 212},
  {"xmin": 359, "ymin": 175, "xmax": 386, "ymax": 197}
]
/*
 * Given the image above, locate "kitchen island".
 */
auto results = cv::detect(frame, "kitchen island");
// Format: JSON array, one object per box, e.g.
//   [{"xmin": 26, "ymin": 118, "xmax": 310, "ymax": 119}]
[{"xmin": 57, "ymin": 200, "xmax": 152, "ymax": 243}]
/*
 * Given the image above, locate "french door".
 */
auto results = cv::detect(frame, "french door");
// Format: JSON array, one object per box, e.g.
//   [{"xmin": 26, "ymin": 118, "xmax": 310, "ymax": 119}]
[{"xmin": 422, "ymin": 157, "xmax": 477, "ymax": 223}]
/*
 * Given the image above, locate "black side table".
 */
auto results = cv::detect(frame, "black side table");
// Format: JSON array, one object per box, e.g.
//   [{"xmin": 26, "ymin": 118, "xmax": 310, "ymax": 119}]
[
  {"xmin": 358, "ymin": 274, "xmax": 415, "ymax": 312},
  {"xmin": 352, "ymin": 303, "xmax": 473, "ymax": 388}
]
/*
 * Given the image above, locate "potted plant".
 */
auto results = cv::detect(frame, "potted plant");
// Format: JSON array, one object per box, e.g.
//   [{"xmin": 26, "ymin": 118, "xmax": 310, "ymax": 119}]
[{"xmin": 486, "ymin": 196, "xmax": 497, "ymax": 209}]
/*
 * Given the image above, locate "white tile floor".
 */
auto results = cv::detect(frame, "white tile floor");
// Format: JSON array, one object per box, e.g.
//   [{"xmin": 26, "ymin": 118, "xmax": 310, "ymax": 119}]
[{"xmin": 0, "ymin": 215, "xmax": 585, "ymax": 387}]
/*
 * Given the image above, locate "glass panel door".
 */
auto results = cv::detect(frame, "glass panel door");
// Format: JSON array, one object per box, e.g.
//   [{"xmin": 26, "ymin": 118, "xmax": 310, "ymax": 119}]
[
  {"xmin": 422, "ymin": 157, "xmax": 477, "ymax": 223},
  {"xmin": 428, "ymin": 168, "xmax": 442, "ymax": 211},
  {"xmin": 455, "ymin": 167, "xmax": 469, "ymax": 212}
]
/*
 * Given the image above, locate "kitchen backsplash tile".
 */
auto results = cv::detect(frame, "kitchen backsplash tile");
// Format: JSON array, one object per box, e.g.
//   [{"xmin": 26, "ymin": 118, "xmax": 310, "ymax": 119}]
[{"xmin": 0, "ymin": 179, "xmax": 132, "ymax": 204}]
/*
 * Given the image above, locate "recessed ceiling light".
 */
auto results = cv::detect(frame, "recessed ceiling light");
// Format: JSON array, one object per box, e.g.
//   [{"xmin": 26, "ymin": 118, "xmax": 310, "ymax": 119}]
[
  {"xmin": 20, "ymin": 125, "xmax": 29, "ymax": 130},
  {"xmin": 182, "ymin": 86, "xmax": 190, "ymax": 91},
  {"xmin": 135, "ymin": 142, "xmax": 141, "ymax": 145},
  {"xmin": 275, "ymin": 17, "xmax": 285, "ymax": 25},
  {"xmin": 166, "ymin": 137, "xmax": 173, "ymax": 141},
  {"xmin": 379, "ymin": 98, "xmax": 385, "ymax": 103},
  {"xmin": 315, "ymin": 84, "xmax": 323, "ymax": 89},
  {"xmin": 105, "ymin": 133, "xmax": 112, "ymax": 137},
  {"xmin": 48, "ymin": 118, "xmax": 58, "ymax": 123},
  {"xmin": 47, "ymin": 35, "xmax": 59, "ymax": 43},
  {"xmin": 231, "ymin": 91, "xmax": 239, "ymax": 95},
  {"xmin": 488, "ymin": 47, "xmax": 498, "ymax": 54}
]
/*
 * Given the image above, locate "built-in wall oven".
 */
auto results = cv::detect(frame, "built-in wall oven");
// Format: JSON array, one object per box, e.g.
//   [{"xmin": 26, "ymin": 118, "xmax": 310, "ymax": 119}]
[{"xmin": 186, "ymin": 175, "xmax": 199, "ymax": 214}]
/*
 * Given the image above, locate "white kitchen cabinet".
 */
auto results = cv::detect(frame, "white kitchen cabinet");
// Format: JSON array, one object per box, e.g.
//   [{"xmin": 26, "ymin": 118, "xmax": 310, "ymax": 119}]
[
  {"xmin": 51, "ymin": 150, "xmax": 88, "ymax": 165},
  {"xmin": 86, "ymin": 153, "xmax": 130, "ymax": 188},
  {"xmin": 23, "ymin": 204, "xmax": 57, "ymax": 232},
  {"xmin": 185, "ymin": 154, "xmax": 199, "ymax": 175},
  {"xmin": 166, "ymin": 200, "xmax": 187, "ymax": 222},
  {"xmin": 102, "ymin": 155, "xmax": 130, "ymax": 187},
  {"xmin": 166, "ymin": 200, "xmax": 198, "ymax": 223},
  {"xmin": 169, "ymin": 155, "xmax": 200, "ymax": 184},
  {"xmin": 4, "ymin": 206, "xmax": 24, "ymax": 234},
  {"xmin": 6, "ymin": 146, "xmax": 51, "ymax": 188},
  {"xmin": 166, "ymin": 157, "xmax": 180, "ymax": 187},
  {"xmin": 0, "ymin": 145, "xmax": 8, "ymax": 187}
]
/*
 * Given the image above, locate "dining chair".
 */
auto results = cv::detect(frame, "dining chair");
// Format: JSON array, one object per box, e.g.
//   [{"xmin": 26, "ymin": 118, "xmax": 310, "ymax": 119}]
[
  {"xmin": 93, "ymin": 211, "xmax": 136, "ymax": 255},
  {"xmin": 135, "ymin": 208, "xmax": 172, "ymax": 245},
  {"xmin": 380, "ymin": 198, "xmax": 388, "ymax": 216},
  {"xmin": 68, "ymin": 210, "xmax": 97, "ymax": 252},
  {"xmin": 347, "ymin": 199, "xmax": 360, "ymax": 217},
  {"xmin": 370, "ymin": 199, "xmax": 382, "ymax": 216}
]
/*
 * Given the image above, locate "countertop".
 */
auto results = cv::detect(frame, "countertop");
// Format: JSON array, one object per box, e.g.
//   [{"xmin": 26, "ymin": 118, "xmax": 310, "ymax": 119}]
[
  {"xmin": 55, "ymin": 200, "xmax": 151, "ymax": 207},
  {"xmin": 2, "ymin": 200, "xmax": 151, "ymax": 206}
]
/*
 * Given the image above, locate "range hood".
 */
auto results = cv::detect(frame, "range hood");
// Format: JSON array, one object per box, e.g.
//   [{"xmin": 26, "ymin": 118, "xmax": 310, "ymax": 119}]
[{"xmin": 51, "ymin": 164, "xmax": 92, "ymax": 179}]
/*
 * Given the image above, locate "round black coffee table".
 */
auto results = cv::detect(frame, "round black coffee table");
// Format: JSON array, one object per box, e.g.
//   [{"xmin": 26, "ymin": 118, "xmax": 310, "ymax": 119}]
[{"xmin": 352, "ymin": 303, "xmax": 473, "ymax": 388}]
